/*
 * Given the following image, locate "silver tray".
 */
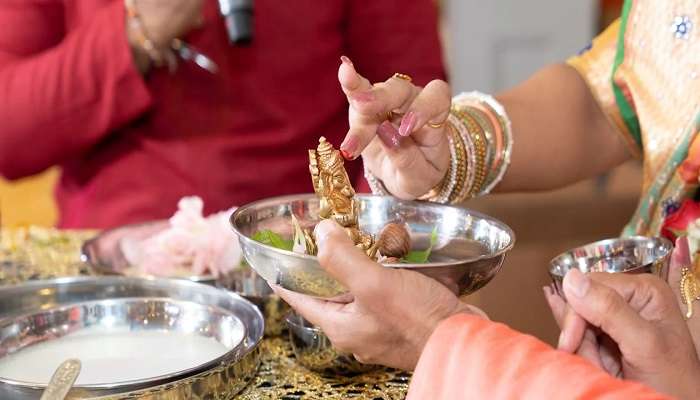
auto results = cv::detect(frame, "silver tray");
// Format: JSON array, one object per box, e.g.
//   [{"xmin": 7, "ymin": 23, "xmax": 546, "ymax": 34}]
[{"xmin": 0, "ymin": 277, "xmax": 264, "ymax": 399}]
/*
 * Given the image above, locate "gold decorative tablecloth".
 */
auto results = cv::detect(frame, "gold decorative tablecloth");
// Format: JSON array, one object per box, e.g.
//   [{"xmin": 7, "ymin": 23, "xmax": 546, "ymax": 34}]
[{"xmin": 0, "ymin": 228, "xmax": 409, "ymax": 399}]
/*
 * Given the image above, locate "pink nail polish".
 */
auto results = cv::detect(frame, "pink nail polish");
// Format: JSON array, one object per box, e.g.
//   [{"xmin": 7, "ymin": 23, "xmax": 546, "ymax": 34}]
[
  {"xmin": 340, "ymin": 55, "xmax": 354, "ymax": 66},
  {"xmin": 377, "ymin": 121, "xmax": 402, "ymax": 148},
  {"xmin": 340, "ymin": 136, "xmax": 359, "ymax": 160},
  {"xmin": 350, "ymin": 90, "xmax": 375, "ymax": 102},
  {"xmin": 399, "ymin": 111, "xmax": 417, "ymax": 137}
]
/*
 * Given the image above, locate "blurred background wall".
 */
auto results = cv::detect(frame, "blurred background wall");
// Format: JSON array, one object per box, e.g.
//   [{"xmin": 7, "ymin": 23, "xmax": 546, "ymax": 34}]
[{"xmin": 0, "ymin": 0, "xmax": 637, "ymax": 344}]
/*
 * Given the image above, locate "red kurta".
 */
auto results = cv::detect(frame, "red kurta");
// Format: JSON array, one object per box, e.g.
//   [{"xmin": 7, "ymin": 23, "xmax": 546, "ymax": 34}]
[{"xmin": 0, "ymin": 0, "xmax": 444, "ymax": 228}]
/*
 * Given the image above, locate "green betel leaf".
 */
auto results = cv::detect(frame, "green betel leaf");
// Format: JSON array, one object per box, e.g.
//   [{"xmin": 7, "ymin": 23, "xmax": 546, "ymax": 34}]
[
  {"xmin": 402, "ymin": 227, "xmax": 438, "ymax": 264},
  {"xmin": 252, "ymin": 229, "xmax": 294, "ymax": 251}
]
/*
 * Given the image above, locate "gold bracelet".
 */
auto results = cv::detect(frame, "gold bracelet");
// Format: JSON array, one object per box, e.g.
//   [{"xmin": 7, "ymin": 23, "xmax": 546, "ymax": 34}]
[
  {"xmin": 453, "ymin": 92, "xmax": 513, "ymax": 196},
  {"xmin": 124, "ymin": 0, "xmax": 176, "ymax": 70},
  {"xmin": 451, "ymin": 108, "xmax": 488, "ymax": 197},
  {"xmin": 446, "ymin": 123, "xmax": 469, "ymax": 203}
]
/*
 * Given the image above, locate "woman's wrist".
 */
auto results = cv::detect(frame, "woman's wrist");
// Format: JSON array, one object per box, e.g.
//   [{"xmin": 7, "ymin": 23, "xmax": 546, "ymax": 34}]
[
  {"xmin": 420, "ymin": 92, "xmax": 513, "ymax": 204},
  {"xmin": 124, "ymin": 0, "xmax": 176, "ymax": 74}
]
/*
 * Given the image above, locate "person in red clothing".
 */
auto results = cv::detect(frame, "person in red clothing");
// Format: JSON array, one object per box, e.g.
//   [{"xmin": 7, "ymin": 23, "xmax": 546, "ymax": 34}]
[
  {"xmin": 277, "ymin": 219, "xmax": 700, "ymax": 399},
  {"xmin": 0, "ymin": 0, "xmax": 444, "ymax": 228}
]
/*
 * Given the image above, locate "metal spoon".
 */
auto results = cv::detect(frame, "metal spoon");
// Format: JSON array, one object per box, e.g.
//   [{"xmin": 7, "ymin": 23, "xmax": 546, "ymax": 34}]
[
  {"xmin": 171, "ymin": 39, "xmax": 219, "ymax": 74},
  {"xmin": 40, "ymin": 359, "xmax": 81, "ymax": 400}
]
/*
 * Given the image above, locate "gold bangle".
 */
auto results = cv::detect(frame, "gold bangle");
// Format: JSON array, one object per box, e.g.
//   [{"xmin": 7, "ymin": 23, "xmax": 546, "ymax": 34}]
[
  {"xmin": 446, "ymin": 124, "xmax": 468, "ymax": 203},
  {"xmin": 452, "ymin": 109, "xmax": 488, "ymax": 197}
]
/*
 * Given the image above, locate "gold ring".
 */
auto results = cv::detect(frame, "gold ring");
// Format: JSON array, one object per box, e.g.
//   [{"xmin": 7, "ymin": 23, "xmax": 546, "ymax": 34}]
[
  {"xmin": 386, "ymin": 110, "xmax": 404, "ymax": 121},
  {"xmin": 392, "ymin": 73, "xmax": 412, "ymax": 82},
  {"xmin": 427, "ymin": 119, "xmax": 448, "ymax": 129}
]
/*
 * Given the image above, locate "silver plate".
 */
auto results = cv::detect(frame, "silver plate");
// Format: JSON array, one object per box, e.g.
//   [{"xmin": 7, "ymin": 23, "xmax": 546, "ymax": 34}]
[
  {"xmin": 81, "ymin": 221, "xmax": 216, "ymax": 284},
  {"xmin": 231, "ymin": 194, "xmax": 515, "ymax": 299},
  {"xmin": 0, "ymin": 277, "xmax": 264, "ymax": 399}
]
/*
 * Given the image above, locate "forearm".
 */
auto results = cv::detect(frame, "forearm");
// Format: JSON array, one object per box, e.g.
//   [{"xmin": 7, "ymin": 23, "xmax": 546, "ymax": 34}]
[
  {"xmin": 0, "ymin": 2, "xmax": 151, "ymax": 179},
  {"xmin": 408, "ymin": 314, "xmax": 669, "ymax": 400},
  {"xmin": 493, "ymin": 63, "xmax": 632, "ymax": 192}
]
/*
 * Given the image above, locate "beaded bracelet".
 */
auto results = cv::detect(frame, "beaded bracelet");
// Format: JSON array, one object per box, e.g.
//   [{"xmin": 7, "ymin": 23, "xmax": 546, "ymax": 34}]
[{"xmin": 124, "ymin": 0, "xmax": 177, "ymax": 71}]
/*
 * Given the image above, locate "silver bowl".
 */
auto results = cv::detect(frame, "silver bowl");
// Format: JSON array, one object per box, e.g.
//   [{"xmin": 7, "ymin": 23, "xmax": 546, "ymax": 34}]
[
  {"xmin": 284, "ymin": 311, "xmax": 378, "ymax": 375},
  {"xmin": 550, "ymin": 236, "xmax": 673, "ymax": 296},
  {"xmin": 81, "ymin": 220, "xmax": 216, "ymax": 284},
  {"xmin": 231, "ymin": 194, "xmax": 515, "ymax": 299},
  {"xmin": 217, "ymin": 267, "xmax": 290, "ymax": 336},
  {"xmin": 0, "ymin": 277, "xmax": 264, "ymax": 399}
]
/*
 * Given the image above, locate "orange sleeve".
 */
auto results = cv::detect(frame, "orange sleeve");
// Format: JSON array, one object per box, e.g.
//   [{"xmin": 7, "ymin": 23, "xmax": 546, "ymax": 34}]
[
  {"xmin": 566, "ymin": 19, "xmax": 640, "ymax": 158},
  {"xmin": 407, "ymin": 314, "xmax": 670, "ymax": 400}
]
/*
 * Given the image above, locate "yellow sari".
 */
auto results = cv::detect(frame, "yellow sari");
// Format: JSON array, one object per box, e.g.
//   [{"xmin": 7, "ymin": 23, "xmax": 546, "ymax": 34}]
[{"xmin": 567, "ymin": 0, "xmax": 699, "ymax": 236}]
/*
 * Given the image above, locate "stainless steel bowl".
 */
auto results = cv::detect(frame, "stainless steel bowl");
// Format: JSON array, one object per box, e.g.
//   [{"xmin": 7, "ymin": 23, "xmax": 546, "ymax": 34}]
[
  {"xmin": 81, "ymin": 221, "xmax": 216, "ymax": 284},
  {"xmin": 217, "ymin": 267, "xmax": 290, "ymax": 337},
  {"xmin": 284, "ymin": 311, "xmax": 378, "ymax": 375},
  {"xmin": 0, "ymin": 277, "xmax": 264, "ymax": 399},
  {"xmin": 231, "ymin": 194, "xmax": 515, "ymax": 299},
  {"xmin": 550, "ymin": 236, "xmax": 673, "ymax": 296}
]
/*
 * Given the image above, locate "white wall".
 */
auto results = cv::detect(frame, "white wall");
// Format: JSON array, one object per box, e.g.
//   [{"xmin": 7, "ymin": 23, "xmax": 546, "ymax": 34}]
[{"xmin": 444, "ymin": 0, "xmax": 597, "ymax": 93}]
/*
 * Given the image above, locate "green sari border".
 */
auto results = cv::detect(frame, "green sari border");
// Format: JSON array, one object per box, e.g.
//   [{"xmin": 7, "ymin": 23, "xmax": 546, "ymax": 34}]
[
  {"xmin": 624, "ymin": 113, "xmax": 700, "ymax": 236},
  {"xmin": 612, "ymin": 0, "xmax": 643, "ymax": 149}
]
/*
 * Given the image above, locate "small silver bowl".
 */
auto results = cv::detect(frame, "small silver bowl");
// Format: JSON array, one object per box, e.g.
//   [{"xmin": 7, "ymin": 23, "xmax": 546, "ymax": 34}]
[
  {"xmin": 550, "ymin": 236, "xmax": 673, "ymax": 296},
  {"xmin": 217, "ymin": 267, "xmax": 290, "ymax": 336},
  {"xmin": 284, "ymin": 311, "xmax": 378, "ymax": 375},
  {"xmin": 231, "ymin": 194, "xmax": 515, "ymax": 299}
]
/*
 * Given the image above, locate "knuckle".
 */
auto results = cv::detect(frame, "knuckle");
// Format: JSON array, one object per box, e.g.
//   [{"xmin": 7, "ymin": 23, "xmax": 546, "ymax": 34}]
[
  {"xmin": 426, "ymin": 79, "xmax": 451, "ymax": 96},
  {"xmin": 598, "ymin": 288, "xmax": 624, "ymax": 317}
]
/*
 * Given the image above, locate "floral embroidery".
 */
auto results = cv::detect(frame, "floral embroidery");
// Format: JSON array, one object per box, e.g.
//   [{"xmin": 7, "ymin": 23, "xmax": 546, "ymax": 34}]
[{"xmin": 672, "ymin": 15, "xmax": 693, "ymax": 40}]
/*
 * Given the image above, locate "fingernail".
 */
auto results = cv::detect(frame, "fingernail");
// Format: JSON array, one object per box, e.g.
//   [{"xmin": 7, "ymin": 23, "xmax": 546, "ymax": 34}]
[
  {"xmin": 542, "ymin": 286, "xmax": 551, "ymax": 297},
  {"xmin": 564, "ymin": 269, "xmax": 590, "ymax": 298},
  {"xmin": 377, "ymin": 121, "xmax": 402, "ymax": 148},
  {"xmin": 399, "ymin": 111, "xmax": 417, "ymax": 137},
  {"xmin": 313, "ymin": 220, "xmax": 335, "ymax": 249},
  {"xmin": 340, "ymin": 136, "xmax": 359, "ymax": 160},
  {"xmin": 350, "ymin": 90, "xmax": 375, "ymax": 102},
  {"xmin": 340, "ymin": 55, "xmax": 353, "ymax": 66},
  {"xmin": 557, "ymin": 331, "xmax": 568, "ymax": 350},
  {"xmin": 673, "ymin": 237, "xmax": 691, "ymax": 266}
]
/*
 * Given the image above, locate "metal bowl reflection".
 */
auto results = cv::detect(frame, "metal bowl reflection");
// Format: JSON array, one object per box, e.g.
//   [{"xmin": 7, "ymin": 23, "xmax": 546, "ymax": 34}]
[
  {"xmin": 549, "ymin": 236, "xmax": 673, "ymax": 296},
  {"xmin": 284, "ymin": 311, "xmax": 378, "ymax": 375},
  {"xmin": 81, "ymin": 221, "xmax": 216, "ymax": 284},
  {"xmin": 231, "ymin": 194, "xmax": 515, "ymax": 299},
  {"xmin": 0, "ymin": 277, "xmax": 264, "ymax": 399}
]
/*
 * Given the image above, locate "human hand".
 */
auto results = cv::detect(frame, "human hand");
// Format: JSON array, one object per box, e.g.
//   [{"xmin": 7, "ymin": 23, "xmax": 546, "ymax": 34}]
[
  {"xmin": 274, "ymin": 219, "xmax": 485, "ymax": 371},
  {"xmin": 130, "ymin": 0, "xmax": 204, "ymax": 47},
  {"xmin": 337, "ymin": 57, "xmax": 452, "ymax": 199},
  {"xmin": 546, "ymin": 268, "xmax": 700, "ymax": 400},
  {"xmin": 665, "ymin": 236, "xmax": 700, "ymax": 358}
]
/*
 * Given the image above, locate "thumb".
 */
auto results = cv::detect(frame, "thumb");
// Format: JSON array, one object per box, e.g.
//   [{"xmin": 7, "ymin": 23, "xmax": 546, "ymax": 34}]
[
  {"xmin": 563, "ymin": 269, "xmax": 651, "ymax": 355},
  {"xmin": 315, "ymin": 219, "xmax": 392, "ymax": 300}
]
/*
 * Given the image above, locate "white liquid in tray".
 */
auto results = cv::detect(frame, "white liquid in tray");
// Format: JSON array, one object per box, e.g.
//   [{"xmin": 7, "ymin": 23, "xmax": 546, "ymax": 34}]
[{"xmin": 0, "ymin": 327, "xmax": 237, "ymax": 385}]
